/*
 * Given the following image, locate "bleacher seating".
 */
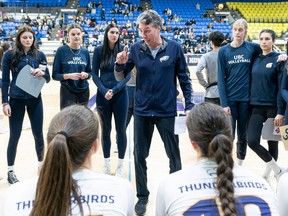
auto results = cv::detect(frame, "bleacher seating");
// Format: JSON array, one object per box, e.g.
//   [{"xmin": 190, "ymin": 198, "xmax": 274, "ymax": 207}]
[
  {"xmin": 226, "ymin": 1, "xmax": 288, "ymax": 39},
  {"xmin": 2, "ymin": 0, "xmax": 67, "ymax": 7}
]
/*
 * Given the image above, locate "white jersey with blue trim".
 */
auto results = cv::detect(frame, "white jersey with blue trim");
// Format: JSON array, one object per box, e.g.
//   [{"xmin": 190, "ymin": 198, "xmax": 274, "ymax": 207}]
[
  {"xmin": 1, "ymin": 169, "xmax": 134, "ymax": 216},
  {"xmin": 156, "ymin": 159, "xmax": 279, "ymax": 216},
  {"xmin": 277, "ymin": 172, "xmax": 288, "ymax": 216}
]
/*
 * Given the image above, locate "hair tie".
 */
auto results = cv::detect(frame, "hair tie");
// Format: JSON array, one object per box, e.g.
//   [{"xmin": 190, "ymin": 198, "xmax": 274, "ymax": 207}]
[
  {"xmin": 57, "ymin": 131, "xmax": 68, "ymax": 139},
  {"xmin": 215, "ymin": 130, "xmax": 223, "ymax": 136}
]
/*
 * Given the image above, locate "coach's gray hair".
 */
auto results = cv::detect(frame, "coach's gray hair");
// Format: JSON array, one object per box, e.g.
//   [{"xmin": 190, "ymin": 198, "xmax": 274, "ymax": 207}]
[{"xmin": 136, "ymin": 10, "xmax": 163, "ymax": 29}]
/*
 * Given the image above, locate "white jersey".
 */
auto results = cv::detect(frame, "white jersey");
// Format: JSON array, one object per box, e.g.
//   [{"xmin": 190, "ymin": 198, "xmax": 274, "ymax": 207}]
[
  {"xmin": 156, "ymin": 159, "xmax": 279, "ymax": 216},
  {"xmin": 277, "ymin": 172, "xmax": 288, "ymax": 216},
  {"xmin": 1, "ymin": 169, "xmax": 134, "ymax": 216}
]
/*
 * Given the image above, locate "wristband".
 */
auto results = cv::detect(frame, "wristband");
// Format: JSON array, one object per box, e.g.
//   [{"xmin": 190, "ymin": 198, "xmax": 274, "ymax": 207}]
[{"xmin": 2, "ymin": 103, "xmax": 9, "ymax": 107}]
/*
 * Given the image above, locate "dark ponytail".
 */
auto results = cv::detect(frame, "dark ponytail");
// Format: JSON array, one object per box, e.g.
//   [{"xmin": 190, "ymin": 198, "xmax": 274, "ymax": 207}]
[
  {"xmin": 186, "ymin": 102, "xmax": 236, "ymax": 216},
  {"xmin": 30, "ymin": 105, "xmax": 100, "ymax": 216}
]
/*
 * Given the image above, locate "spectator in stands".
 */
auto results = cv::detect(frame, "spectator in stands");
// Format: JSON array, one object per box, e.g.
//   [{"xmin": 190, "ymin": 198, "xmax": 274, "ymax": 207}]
[
  {"xmin": 185, "ymin": 19, "xmax": 192, "ymax": 26},
  {"xmin": 25, "ymin": 16, "xmax": 31, "ymax": 25},
  {"xmin": 41, "ymin": 23, "xmax": 49, "ymax": 31},
  {"xmin": 6, "ymin": 30, "xmax": 14, "ymax": 40},
  {"xmin": 2, "ymin": 26, "xmax": 50, "ymax": 185},
  {"xmin": 8, "ymin": 15, "xmax": 15, "ymax": 23},
  {"xmin": 59, "ymin": 15, "xmax": 64, "ymax": 29},
  {"xmin": 224, "ymin": 33, "xmax": 232, "ymax": 43},
  {"xmin": 92, "ymin": 23, "xmax": 130, "ymax": 177},
  {"xmin": 111, "ymin": 17, "xmax": 117, "ymax": 25},
  {"xmin": 2, "ymin": 15, "xmax": 8, "ymax": 22},
  {"xmin": 90, "ymin": 16, "xmax": 97, "ymax": 23},
  {"xmin": 100, "ymin": 8, "xmax": 105, "ymax": 21},
  {"xmin": 155, "ymin": 102, "xmax": 279, "ymax": 215},
  {"xmin": 207, "ymin": 22, "xmax": 214, "ymax": 30},
  {"xmin": 191, "ymin": 18, "xmax": 196, "ymax": 25},
  {"xmin": 114, "ymin": 10, "xmax": 193, "ymax": 215},
  {"xmin": 195, "ymin": 31, "xmax": 224, "ymax": 105},
  {"xmin": 189, "ymin": 46, "xmax": 195, "ymax": 54},
  {"xmin": 52, "ymin": 24, "xmax": 92, "ymax": 109},
  {"xmin": 137, "ymin": 4, "xmax": 143, "ymax": 11},
  {"xmin": 248, "ymin": 29, "xmax": 286, "ymax": 181},
  {"xmin": 36, "ymin": 16, "xmax": 42, "ymax": 27},
  {"xmin": 194, "ymin": 43, "xmax": 203, "ymax": 54},
  {"xmin": 0, "ymin": 26, "xmax": 6, "ymax": 38},
  {"xmin": 88, "ymin": 0, "xmax": 92, "ymax": 8},
  {"xmin": 2, "ymin": 105, "xmax": 134, "ymax": 216},
  {"xmin": 34, "ymin": 30, "xmax": 42, "ymax": 49},
  {"xmin": 114, "ymin": 0, "xmax": 119, "ymax": 8},
  {"xmin": 92, "ymin": 1, "xmax": 97, "ymax": 8},
  {"xmin": 199, "ymin": 33, "xmax": 208, "ymax": 44},
  {"xmin": 196, "ymin": 2, "xmax": 200, "ymax": 10},
  {"xmin": 97, "ymin": 1, "xmax": 103, "ymax": 8}
]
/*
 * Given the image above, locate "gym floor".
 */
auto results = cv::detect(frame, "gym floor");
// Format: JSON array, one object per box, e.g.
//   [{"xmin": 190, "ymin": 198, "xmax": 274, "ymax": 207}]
[{"xmin": 0, "ymin": 77, "xmax": 287, "ymax": 215}]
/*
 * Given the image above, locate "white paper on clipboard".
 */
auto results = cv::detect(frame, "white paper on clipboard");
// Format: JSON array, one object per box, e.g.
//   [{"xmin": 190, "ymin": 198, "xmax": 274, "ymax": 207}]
[
  {"xmin": 262, "ymin": 118, "xmax": 282, "ymax": 141},
  {"xmin": 15, "ymin": 65, "xmax": 45, "ymax": 98},
  {"xmin": 174, "ymin": 116, "xmax": 187, "ymax": 134}
]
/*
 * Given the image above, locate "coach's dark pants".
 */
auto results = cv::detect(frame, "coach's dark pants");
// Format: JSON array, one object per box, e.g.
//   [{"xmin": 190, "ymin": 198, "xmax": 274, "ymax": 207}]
[{"xmin": 133, "ymin": 115, "xmax": 181, "ymax": 201}]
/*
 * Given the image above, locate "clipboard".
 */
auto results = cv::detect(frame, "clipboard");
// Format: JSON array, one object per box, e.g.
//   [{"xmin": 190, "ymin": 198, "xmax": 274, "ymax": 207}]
[
  {"xmin": 174, "ymin": 116, "xmax": 186, "ymax": 134},
  {"xmin": 279, "ymin": 125, "xmax": 288, "ymax": 150},
  {"xmin": 15, "ymin": 65, "xmax": 45, "ymax": 98},
  {"xmin": 261, "ymin": 118, "xmax": 282, "ymax": 141}
]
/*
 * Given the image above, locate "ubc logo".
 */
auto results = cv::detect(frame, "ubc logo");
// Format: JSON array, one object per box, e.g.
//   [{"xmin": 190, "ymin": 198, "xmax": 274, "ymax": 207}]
[{"xmin": 160, "ymin": 56, "xmax": 169, "ymax": 62}]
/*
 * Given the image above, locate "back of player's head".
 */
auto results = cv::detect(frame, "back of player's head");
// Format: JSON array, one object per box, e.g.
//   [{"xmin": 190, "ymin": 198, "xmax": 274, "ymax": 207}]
[
  {"xmin": 31, "ymin": 105, "xmax": 101, "ymax": 216},
  {"xmin": 186, "ymin": 102, "xmax": 236, "ymax": 216},
  {"xmin": 209, "ymin": 31, "xmax": 225, "ymax": 47}
]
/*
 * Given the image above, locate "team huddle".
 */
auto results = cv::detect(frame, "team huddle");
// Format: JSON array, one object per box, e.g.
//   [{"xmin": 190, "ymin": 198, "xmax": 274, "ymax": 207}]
[{"xmin": 0, "ymin": 9, "xmax": 288, "ymax": 216}]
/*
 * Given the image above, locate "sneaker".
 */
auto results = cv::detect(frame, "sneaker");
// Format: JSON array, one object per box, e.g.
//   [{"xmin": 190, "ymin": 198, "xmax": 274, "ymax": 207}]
[
  {"xmin": 103, "ymin": 163, "xmax": 111, "ymax": 175},
  {"xmin": 275, "ymin": 168, "xmax": 288, "ymax": 181},
  {"xmin": 135, "ymin": 199, "xmax": 148, "ymax": 215},
  {"xmin": 7, "ymin": 171, "xmax": 19, "ymax": 185},
  {"xmin": 115, "ymin": 165, "xmax": 125, "ymax": 177},
  {"xmin": 114, "ymin": 144, "xmax": 118, "ymax": 153}
]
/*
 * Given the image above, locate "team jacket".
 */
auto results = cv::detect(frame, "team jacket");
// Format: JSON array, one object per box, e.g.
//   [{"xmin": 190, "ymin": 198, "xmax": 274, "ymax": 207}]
[{"xmin": 115, "ymin": 37, "xmax": 193, "ymax": 117}]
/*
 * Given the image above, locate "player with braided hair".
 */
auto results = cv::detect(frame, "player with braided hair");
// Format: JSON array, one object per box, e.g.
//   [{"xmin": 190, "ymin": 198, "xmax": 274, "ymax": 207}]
[{"xmin": 155, "ymin": 103, "xmax": 279, "ymax": 216}]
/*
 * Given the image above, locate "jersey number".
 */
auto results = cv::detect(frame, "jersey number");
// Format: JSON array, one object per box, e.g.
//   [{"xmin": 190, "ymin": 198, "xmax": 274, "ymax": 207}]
[{"xmin": 183, "ymin": 195, "xmax": 271, "ymax": 215}]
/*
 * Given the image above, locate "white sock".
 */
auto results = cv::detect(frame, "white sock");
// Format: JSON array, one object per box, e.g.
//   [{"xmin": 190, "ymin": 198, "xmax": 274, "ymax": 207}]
[
  {"xmin": 236, "ymin": 159, "xmax": 244, "ymax": 166},
  {"xmin": 8, "ymin": 166, "xmax": 14, "ymax": 172},
  {"xmin": 118, "ymin": 158, "xmax": 124, "ymax": 167},
  {"xmin": 104, "ymin": 158, "xmax": 110, "ymax": 165},
  {"xmin": 267, "ymin": 158, "xmax": 281, "ymax": 174},
  {"xmin": 38, "ymin": 161, "xmax": 43, "ymax": 168},
  {"xmin": 262, "ymin": 164, "xmax": 272, "ymax": 178}
]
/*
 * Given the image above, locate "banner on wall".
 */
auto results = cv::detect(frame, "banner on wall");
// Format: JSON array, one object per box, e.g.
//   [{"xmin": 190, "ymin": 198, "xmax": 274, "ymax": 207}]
[
  {"xmin": 185, "ymin": 54, "xmax": 202, "ymax": 66},
  {"xmin": 47, "ymin": 54, "xmax": 203, "ymax": 66}
]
